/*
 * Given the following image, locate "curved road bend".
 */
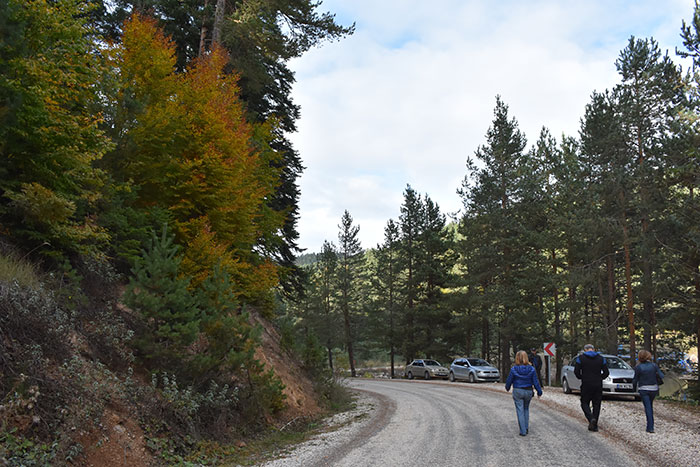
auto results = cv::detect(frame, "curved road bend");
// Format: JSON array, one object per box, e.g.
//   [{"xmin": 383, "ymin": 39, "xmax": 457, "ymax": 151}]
[{"xmin": 311, "ymin": 379, "xmax": 642, "ymax": 467}]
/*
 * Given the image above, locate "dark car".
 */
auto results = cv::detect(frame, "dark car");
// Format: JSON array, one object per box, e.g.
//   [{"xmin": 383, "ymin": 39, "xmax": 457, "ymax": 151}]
[{"xmin": 449, "ymin": 357, "xmax": 500, "ymax": 383}]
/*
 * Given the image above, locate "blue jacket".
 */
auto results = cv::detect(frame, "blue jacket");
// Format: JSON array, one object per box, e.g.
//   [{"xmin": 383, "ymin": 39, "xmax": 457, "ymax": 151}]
[
  {"xmin": 633, "ymin": 361, "xmax": 664, "ymax": 388},
  {"xmin": 505, "ymin": 364, "xmax": 543, "ymax": 396}
]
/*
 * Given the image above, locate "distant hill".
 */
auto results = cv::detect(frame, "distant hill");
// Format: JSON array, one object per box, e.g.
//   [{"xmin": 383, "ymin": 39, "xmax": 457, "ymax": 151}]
[{"xmin": 295, "ymin": 252, "xmax": 319, "ymax": 267}]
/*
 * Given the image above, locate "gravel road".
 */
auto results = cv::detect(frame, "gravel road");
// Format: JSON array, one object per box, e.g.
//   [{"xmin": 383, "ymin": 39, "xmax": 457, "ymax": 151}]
[{"xmin": 260, "ymin": 378, "xmax": 656, "ymax": 467}]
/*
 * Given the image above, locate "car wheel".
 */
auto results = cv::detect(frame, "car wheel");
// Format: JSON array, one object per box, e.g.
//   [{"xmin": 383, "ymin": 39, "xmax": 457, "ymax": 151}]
[
  {"xmin": 563, "ymin": 378, "xmax": 572, "ymax": 394},
  {"xmin": 469, "ymin": 373, "xmax": 476, "ymax": 383},
  {"xmin": 424, "ymin": 371, "xmax": 430, "ymax": 380},
  {"xmin": 449, "ymin": 372, "xmax": 455, "ymax": 382},
  {"xmin": 407, "ymin": 371, "xmax": 413, "ymax": 380}
]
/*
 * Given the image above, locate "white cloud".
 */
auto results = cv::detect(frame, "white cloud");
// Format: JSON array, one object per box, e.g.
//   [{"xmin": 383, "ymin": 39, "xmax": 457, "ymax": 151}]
[{"xmin": 290, "ymin": 0, "xmax": 696, "ymax": 252}]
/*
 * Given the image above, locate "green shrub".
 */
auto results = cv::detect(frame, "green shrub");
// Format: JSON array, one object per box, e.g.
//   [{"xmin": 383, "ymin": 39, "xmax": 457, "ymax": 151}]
[
  {"xmin": 0, "ymin": 429, "xmax": 58, "ymax": 467},
  {"xmin": 0, "ymin": 281, "xmax": 73, "ymax": 364}
]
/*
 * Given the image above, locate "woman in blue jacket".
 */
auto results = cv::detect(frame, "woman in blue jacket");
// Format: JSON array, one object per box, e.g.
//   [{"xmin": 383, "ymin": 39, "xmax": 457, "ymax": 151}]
[
  {"xmin": 505, "ymin": 350, "xmax": 543, "ymax": 436},
  {"xmin": 633, "ymin": 349, "xmax": 664, "ymax": 433}
]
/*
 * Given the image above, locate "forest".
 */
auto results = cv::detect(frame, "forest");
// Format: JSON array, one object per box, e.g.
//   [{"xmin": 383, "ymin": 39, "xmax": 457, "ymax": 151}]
[
  {"xmin": 287, "ymin": 19, "xmax": 700, "ymax": 385},
  {"xmin": 0, "ymin": 0, "xmax": 699, "ymax": 464}
]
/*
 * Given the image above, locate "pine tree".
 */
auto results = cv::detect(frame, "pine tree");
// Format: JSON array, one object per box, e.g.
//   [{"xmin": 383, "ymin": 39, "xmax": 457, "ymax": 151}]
[
  {"xmin": 398, "ymin": 185, "xmax": 423, "ymax": 362},
  {"xmin": 317, "ymin": 240, "xmax": 339, "ymax": 371},
  {"xmin": 615, "ymin": 37, "xmax": 683, "ymax": 358},
  {"xmin": 124, "ymin": 225, "xmax": 200, "ymax": 368},
  {"xmin": 337, "ymin": 210, "xmax": 362, "ymax": 377},
  {"xmin": 458, "ymin": 96, "xmax": 528, "ymax": 377},
  {"xmin": 373, "ymin": 219, "xmax": 402, "ymax": 377}
]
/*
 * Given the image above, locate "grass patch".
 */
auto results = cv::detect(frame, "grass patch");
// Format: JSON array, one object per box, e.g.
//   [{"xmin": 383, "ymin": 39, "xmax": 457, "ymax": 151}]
[
  {"xmin": 197, "ymin": 385, "xmax": 357, "ymax": 466},
  {"xmin": 0, "ymin": 252, "xmax": 42, "ymax": 288},
  {"xmin": 198, "ymin": 418, "xmax": 324, "ymax": 466}
]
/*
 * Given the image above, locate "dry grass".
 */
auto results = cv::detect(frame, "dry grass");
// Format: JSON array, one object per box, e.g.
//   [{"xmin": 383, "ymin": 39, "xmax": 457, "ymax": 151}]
[{"xmin": 0, "ymin": 252, "xmax": 41, "ymax": 289}]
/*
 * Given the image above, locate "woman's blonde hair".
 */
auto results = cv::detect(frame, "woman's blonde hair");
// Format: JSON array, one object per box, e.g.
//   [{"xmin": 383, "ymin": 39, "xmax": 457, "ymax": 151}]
[
  {"xmin": 515, "ymin": 350, "xmax": 530, "ymax": 366},
  {"xmin": 638, "ymin": 349, "xmax": 652, "ymax": 363}
]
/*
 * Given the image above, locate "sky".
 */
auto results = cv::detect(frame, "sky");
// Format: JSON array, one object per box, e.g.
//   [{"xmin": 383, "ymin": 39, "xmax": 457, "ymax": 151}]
[{"xmin": 288, "ymin": 0, "xmax": 696, "ymax": 253}]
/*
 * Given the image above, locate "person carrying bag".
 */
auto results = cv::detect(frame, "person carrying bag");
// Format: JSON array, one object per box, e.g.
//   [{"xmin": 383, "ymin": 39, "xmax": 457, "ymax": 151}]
[{"xmin": 632, "ymin": 350, "xmax": 664, "ymax": 433}]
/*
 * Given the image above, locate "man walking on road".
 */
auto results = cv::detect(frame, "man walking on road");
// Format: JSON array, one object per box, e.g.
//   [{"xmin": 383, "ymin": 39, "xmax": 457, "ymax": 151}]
[{"xmin": 574, "ymin": 344, "xmax": 609, "ymax": 432}]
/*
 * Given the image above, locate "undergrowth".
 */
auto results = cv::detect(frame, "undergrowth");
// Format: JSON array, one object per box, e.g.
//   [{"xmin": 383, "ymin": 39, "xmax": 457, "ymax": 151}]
[{"xmin": 0, "ymin": 246, "xmax": 332, "ymax": 465}]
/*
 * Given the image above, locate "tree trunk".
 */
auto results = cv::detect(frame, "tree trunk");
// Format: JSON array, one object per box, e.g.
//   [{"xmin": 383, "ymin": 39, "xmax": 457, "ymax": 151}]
[
  {"xmin": 567, "ymin": 244, "xmax": 577, "ymax": 357},
  {"xmin": 606, "ymin": 253, "xmax": 618, "ymax": 354},
  {"xmin": 198, "ymin": 0, "xmax": 210, "ymax": 56},
  {"xmin": 694, "ymin": 255, "xmax": 700, "ymax": 382},
  {"xmin": 598, "ymin": 264, "xmax": 615, "ymax": 354},
  {"xmin": 620, "ymin": 192, "xmax": 636, "ymax": 367},
  {"xmin": 465, "ymin": 321, "xmax": 473, "ymax": 357},
  {"xmin": 343, "ymin": 305, "xmax": 356, "ymax": 377},
  {"xmin": 212, "ymin": 0, "xmax": 226, "ymax": 45},
  {"xmin": 389, "ymin": 307, "xmax": 395, "ymax": 379},
  {"xmin": 482, "ymin": 318, "xmax": 489, "ymax": 360}
]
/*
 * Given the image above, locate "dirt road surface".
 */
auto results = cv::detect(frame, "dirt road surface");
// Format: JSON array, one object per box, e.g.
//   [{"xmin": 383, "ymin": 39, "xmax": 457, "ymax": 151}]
[{"xmin": 262, "ymin": 378, "xmax": 650, "ymax": 467}]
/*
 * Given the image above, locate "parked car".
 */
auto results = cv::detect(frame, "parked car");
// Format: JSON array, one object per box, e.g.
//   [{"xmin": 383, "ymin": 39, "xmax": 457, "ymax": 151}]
[
  {"xmin": 561, "ymin": 354, "xmax": 640, "ymax": 399},
  {"xmin": 405, "ymin": 359, "xmax": 449, "ymax": 380},
  {"xmin": 449, "ymin": 357, "xmax": 500, "ymax": 383}
]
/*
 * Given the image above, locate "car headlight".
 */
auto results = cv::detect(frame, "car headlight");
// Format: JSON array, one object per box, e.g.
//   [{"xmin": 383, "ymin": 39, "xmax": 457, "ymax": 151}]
[{"xmin": 604, "ymin": 376, "xmax": 612, "ymax": 383}]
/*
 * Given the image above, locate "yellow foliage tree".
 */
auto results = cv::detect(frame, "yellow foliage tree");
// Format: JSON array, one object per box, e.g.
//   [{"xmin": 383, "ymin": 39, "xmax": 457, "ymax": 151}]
[{"xmin": 110, "ymin": 14, "xmax": 283, "ymax": 302}]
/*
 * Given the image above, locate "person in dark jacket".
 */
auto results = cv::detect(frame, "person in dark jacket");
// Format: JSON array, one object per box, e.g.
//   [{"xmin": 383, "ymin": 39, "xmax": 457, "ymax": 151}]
[
  {"xmin": 505, "ymin": 350, "xmax": 543, "ymax": 436},
  {"xmin": 632, "ymin": 349, "xmax": 664, "ymax": 433},
  {"xmin": 573, "ymin": 344, "xmax": 609, "ymax": 432},
  {"xmin": 529, "ymin": 348, "xmax": 543, "ymax": 384}
]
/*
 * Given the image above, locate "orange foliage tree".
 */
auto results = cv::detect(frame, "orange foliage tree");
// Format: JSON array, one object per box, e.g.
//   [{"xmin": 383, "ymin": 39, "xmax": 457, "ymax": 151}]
[{"xmin": 108, "ymin": 14, "xmax": 283, "ymax": 303}]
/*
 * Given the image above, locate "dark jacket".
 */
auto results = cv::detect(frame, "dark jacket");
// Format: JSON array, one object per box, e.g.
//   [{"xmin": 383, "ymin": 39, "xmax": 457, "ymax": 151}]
[
  {"xmin": 530, "ymin": 353, "xmax": 542, "ymax": 371},
  {"xmin": 574, "ymin": 351, "xmax": 609, "ymax": 387},
  {"xmin": 505, "ymin": 364, "xmax": 543, "ymax": 396},
  {"xmin": 633, "ymin": 361, "xmax": 664, "ymax": 388}
]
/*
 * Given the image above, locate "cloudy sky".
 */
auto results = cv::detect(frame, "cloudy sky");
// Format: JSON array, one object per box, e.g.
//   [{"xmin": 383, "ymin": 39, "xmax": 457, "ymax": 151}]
[{"xmin": 288, "ymin": 0, "xmax": 695, "ymax": 253}]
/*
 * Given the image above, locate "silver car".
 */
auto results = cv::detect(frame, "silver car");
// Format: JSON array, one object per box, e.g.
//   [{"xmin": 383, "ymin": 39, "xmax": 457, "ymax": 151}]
[
  {"xmin": 449, "ymin": 357, "xmax": 500, "ymax": 383},
  {"xmin": 405, "ymin": 359, "xmax": 449, "ymax": 380},
  {"xmin": 561, "ymin": 354, "xmax": 640, "ymax": 399}
]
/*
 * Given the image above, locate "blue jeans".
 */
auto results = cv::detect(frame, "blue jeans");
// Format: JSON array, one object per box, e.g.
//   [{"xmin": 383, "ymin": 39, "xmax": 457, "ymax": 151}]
[
  {"xmin": 639, "ymin": 390, "xmax": 657, "ymax": 432},
  {"xmin": 512, "ymin": 387, "xmax": 533, "ymax": 435}
]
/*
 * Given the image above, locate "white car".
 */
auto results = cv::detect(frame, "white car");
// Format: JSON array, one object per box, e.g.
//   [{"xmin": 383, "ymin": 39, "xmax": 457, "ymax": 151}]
[
  {"xmin": 561, "ymin": 354, "xmax": 640, "ymax": 399},
  {"xmin": 449, "ymin": 357, "xmax": 500, "ymax": 383}
]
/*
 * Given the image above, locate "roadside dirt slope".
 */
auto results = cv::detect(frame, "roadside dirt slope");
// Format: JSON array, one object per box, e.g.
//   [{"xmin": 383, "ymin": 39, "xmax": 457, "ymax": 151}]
[{"xmin": 253, "ymin": 312, "xmax": 321, "ymax": 422}]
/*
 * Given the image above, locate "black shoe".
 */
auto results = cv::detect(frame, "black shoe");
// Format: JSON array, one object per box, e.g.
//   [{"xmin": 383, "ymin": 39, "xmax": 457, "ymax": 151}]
[
  {"xmin": 646, "ymin": 430, "xmax": 654, "ymax": 433},
  {"xmin": 519, "ymin": 433, "xmax": 526, "ymax": 436},
  {"xmin": 588, "ymin": 418, "xmax": 597, "ymax": 431}
]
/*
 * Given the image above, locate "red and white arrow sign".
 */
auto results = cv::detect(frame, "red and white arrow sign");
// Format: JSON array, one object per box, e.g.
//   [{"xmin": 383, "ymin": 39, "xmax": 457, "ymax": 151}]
[{"xmin": 543, "ymin": 342, "xmax": 556, "ymax": 357}]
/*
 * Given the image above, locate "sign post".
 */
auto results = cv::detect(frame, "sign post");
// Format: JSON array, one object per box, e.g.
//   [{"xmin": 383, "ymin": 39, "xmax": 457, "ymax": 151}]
[{"xmin": 543, "ymin": 342, "xmax": 556, "ymax": 386}]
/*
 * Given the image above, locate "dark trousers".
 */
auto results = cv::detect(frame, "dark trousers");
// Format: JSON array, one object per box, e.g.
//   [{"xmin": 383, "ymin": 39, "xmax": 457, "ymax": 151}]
[
  {"xmin": 580, "ymin": 384, "xmax": 603, "ymax": 422},
  {"xmin": 639, "ymin": 390, "xmax": 657, "ymax": 432}
]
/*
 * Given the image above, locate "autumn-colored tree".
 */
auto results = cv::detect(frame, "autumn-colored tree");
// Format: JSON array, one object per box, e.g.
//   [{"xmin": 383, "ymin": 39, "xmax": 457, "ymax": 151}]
[
  {"xmin": 105, "ymin": 14, "xmax": 283, "ymax": 302},
  {"xmin": 0, "ymin": 0, "xmax": 112, "ymax": 256}
]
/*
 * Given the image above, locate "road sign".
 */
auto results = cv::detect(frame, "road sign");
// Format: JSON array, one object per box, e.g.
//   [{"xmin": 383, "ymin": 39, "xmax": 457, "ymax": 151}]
[{"xmin": 543, "ymin": 342, "xmax": 556, "ymax": 357}]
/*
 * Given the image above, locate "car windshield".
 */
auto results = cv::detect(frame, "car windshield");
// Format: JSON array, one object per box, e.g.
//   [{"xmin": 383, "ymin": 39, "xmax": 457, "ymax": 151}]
[
  {"xmin": 468, "ymin": 359, "xmax": 489, "ymax": 367},
  {"xmin": 424, "ymin": 360, "xmax": 441, "ymax": 366},
  {"xmin": 606, "ymin": 357, "xmax": 632, "ymax": 370}
]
